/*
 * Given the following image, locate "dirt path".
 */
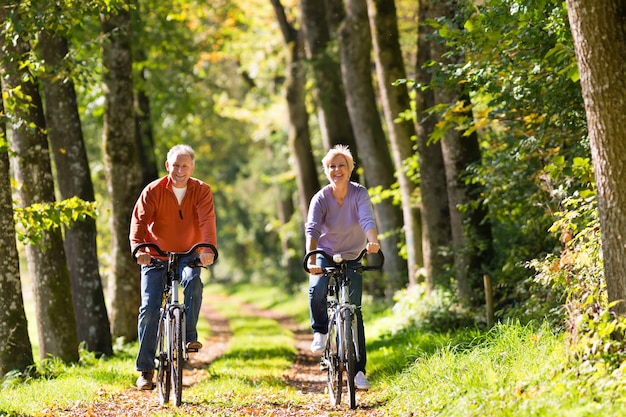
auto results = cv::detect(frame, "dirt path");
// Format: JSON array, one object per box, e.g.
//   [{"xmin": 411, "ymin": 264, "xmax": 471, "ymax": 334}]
[{"xmin": 49, "ymin": 294, "xmax": 385, "ymax": 416}]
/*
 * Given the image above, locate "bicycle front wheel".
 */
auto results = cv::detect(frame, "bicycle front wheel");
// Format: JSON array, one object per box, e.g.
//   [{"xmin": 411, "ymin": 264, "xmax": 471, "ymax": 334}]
[
  {"xmin": 170, "ymin": 307, "xmax": 184, "ymax": 406},
  {"xmin": 326, "ymin": 316, "xmax": 342, "ymax": 406},
  {"xmin": 156, "ymin": 313, "xmax": 171, "ymax": 404},
  {"xmin": 344, "ymin": 309, "xmax": 357, "ymax": 409}
]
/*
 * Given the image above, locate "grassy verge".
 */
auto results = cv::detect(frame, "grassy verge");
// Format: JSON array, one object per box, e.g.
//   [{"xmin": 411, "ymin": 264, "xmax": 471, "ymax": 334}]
[{"xmin": 3, "ymin": 281, "xmax": 626, "ymax": 416}]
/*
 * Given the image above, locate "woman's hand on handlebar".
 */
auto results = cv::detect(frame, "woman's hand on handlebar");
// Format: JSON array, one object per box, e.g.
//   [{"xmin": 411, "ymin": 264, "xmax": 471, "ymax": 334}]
[
  {"xmin": 308, "ymin": 262, "xmax": 323, "ymax": 275},
  {"xmin": 366, "ymin": 241, "xmax": 380, "ymax": 254}
]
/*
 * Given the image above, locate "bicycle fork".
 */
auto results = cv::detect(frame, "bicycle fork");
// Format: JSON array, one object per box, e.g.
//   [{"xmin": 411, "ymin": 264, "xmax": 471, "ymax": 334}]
[
  {"xmin": 169, "ymin": 277, "xmax": 189, "ymax": 361},
  {"xmin": 338, "ymin": 304, "xmax": 360, "ymax": 363}
]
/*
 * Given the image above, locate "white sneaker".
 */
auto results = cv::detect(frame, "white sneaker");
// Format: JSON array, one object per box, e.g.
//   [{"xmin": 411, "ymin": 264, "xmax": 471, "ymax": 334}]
[
  {"xmin": 354, "ymin": 371, "xmax": 371, "ymax": 389},
  {"xmin": 310, "ymin": 332, "xmax": 327, "ymax": 353}
]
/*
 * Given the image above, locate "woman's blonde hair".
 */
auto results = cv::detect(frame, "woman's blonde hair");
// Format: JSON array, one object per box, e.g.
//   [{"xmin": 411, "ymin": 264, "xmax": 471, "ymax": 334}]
[{"xmin": 322, "ymin": 144, "xmax": 354, "ymax": 174}]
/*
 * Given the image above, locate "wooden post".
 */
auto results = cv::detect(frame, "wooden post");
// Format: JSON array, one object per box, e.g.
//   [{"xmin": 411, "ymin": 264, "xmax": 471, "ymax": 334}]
[{"xmin": 484, "ymin": 275, "xmax": 494, "ymax": 327}]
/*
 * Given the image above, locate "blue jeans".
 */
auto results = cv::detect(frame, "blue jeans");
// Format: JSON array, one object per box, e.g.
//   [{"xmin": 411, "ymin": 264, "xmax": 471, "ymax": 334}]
[
  {"xmin": 135, "ymin": 255, "xmax": 203, "ymax": 372},
  {"xmin": 308, "ymin": 256, "xmax": 367, "ymax": 373}
]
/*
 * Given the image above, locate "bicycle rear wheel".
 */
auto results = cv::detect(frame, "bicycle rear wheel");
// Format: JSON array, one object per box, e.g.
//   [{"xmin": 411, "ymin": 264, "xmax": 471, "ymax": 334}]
[
  {"xmin": 170, "ymin": 307, "xmax": 184, "ymax": 406},
  {"xmin": 344, "ymin": 310, "xmax": 357, "ymax": 409},
  {"xmin": 156, "ymin": 314, "xmax": 171, "ymax": 404},
  {"xmin": 326, "ymin": 317, "xmax": 342, "ymax": 406}
]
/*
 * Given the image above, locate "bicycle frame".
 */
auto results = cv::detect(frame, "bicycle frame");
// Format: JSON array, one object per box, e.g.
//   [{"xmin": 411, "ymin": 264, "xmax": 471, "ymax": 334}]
[
  {"xmin": 303, "ymin": 248, "xmax": 384, "ymax": 409},
  {"xmin": 133, "ymin": 242, "xmax": 218, "ymax": 406}
]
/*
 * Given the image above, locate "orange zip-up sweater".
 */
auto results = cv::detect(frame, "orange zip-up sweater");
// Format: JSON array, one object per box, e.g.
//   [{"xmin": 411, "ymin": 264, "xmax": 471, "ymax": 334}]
[{"xmin": 129, "ymin": 176, "xmax": 217, "ymax": 257}]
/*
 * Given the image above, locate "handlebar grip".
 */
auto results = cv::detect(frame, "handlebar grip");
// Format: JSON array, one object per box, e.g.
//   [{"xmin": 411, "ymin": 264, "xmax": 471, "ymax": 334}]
[
  {"xmin": 132, "ymin": 242, "xmax": 167, "ymax": 262},
  {"xmin": 302, "ymin": 248, "xmax": 384, "ymax": 272},
  {"xmin": 131, "ymin": 242, "xmax": 219, "ymax": 263}
]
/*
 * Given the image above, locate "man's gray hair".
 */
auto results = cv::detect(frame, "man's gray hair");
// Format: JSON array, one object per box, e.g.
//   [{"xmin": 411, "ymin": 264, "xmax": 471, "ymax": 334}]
[{"xmin": 167, "ymin": 144, "xmax": 195, "ymax": 165}]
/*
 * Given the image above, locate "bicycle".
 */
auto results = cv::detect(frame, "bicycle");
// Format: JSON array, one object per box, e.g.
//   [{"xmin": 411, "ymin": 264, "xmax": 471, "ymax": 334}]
[
  {"xmin": 303, "ymin": 247, "xmax": 384, "ymax": 409},
  {"xmin": 132, "ymin": 242, "xmax": 218, "ymax": 406}
]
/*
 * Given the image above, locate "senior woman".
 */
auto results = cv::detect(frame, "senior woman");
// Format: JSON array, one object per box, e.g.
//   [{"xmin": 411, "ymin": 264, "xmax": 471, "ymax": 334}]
[{"xmin": 305, "ymin": 144, "xmax": 380, "ymax": 390}]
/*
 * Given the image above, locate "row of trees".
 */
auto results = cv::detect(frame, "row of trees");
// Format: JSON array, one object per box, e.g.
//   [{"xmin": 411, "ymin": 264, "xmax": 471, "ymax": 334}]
[{"xmin": 1, "ymin": 0, "xmax": 625, "ymax": 380}]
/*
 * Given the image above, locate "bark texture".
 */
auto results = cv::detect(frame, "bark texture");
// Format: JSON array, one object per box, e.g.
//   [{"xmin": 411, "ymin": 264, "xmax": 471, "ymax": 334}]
[
  {"xmin": 300, "ymin": 0, "xmax": 360, "ymax": 176},
  {"xmin": 339, "ymin": 0, "xmax": 408, "ymax": 296},
  {"xmin": 367, "ymin": 0, "xmax": 423, "ymax": 286},
  {"xmin": 0, "ymin": 4, "xmax": 78, "ymax": 362},
  {"xmin": 38, "ymin": 29, "xmax": 113, "ymax": 357},
  {"xmin": 415, "ymin": 0, "xmax": 452, "ymax": 290},
  {"xmin": 100, "ymin": 5, "xmax": 143, "ymax": 341},
  {"xmin": 0, "ymin": 103, "xmax": 34, "ymax": 376},
  {"xmin": 566, "ymin": 0, "xmax": 626, "ymax": 316},
  {"xmin": 270, "ymin": 0, "xmax": 319, "ymax": 223}
]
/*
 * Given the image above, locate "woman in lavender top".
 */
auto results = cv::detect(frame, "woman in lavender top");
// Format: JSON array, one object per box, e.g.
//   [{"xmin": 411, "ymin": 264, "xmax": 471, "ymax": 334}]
[{"xmin": 305, "ymin": 144, "xmax": 380, "ymax": 390}]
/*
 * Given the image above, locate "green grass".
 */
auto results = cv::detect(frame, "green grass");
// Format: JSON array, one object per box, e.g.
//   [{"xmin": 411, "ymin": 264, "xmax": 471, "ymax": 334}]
[
  {"xmin": 0, "ymin": 347, "xmax": 136, "ymax": 416},
  {"xmin": 4, "ymin": 282, "xmax": 626, "ymax": 416}
]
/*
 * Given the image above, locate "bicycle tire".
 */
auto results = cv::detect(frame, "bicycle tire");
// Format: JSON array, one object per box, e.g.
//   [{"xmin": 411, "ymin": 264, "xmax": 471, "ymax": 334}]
[
  {"xmin": 326, "ymin": 316, "xmax": 342, "ymax": 406},
  {"xmin": 344, "ymin": 310, "xmax": 357, "ymax": 409},
  {"xmin": 156, "ymin": 314, "xmax": 171, "ymax": 404},
  {"xmin": 171, "ymin": 307, "xmax": 184, "ymax": 406}
]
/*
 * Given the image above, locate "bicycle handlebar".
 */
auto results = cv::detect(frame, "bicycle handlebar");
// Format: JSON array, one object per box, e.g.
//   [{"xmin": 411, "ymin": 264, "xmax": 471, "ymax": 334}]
[
  {"xmin": 132, "ymin": 242, "xmax": 219, "ymax": 264},
  {"xmin": 302, "ymin": 248, "xmax": 384, "ymax": 274}
]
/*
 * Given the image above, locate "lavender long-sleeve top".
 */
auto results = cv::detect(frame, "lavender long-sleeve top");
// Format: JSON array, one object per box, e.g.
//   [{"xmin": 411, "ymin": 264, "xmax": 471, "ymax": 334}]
[{"xmin": 305, "ymin": 182, "xmax": 377, "ymax": 259}]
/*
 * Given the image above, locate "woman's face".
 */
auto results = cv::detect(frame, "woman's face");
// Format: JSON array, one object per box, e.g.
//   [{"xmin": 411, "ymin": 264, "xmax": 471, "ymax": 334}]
[{"xmin": 325, "ymin": 154, "xmax": 349, "ymax": 186}]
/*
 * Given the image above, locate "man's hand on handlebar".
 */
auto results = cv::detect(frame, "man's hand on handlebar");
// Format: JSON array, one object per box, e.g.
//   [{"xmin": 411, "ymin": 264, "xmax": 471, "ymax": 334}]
[
  {"xmin": 199, "ymin": 250, "xmax": 215, "ymax": 266},
  {"xmin": 136, "ymin": 252, "xmax": 152, "ymax": 265}
]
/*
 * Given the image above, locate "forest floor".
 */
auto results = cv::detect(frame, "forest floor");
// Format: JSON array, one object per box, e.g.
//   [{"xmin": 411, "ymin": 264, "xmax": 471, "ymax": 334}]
[{"xmin": 47, "ymin": 294, "xmax": 387, "ymax": 417}]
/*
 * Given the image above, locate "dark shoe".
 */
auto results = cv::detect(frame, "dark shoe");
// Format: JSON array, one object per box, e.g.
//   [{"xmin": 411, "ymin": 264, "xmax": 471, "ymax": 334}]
[
  {"xmin": 136, "ymin": 370, "xmax": 154, "ymax": 390},
  {"xmin": 186, "ymin": 340, "xmax": 203, "ymax": 351}
]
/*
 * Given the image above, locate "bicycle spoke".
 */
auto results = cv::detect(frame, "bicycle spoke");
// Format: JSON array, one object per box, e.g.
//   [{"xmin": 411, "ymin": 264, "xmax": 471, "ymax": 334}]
[
  {"xmin": 156, "ymin": 315, "xmax": 170, "ymax": 404},
  {"xmin": 344, "ymin": 310, "xmax": 357, "ymax": 409},
  {"xmin": 326, "ymin": 318, "xmax": 342, "ymax": 406},
  {"xmin": 171, "ymin": 308, "xmax": 184, "ymax": 406}
]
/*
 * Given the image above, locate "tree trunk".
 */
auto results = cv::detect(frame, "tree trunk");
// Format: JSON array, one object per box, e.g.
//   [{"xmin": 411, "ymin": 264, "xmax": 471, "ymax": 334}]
[
  {"xmin": 415, "ymin": 0, "xmax": 452, "ymax": 291},
  {"xmin": 100, "ymin": 5, "xmax": 143, "ymax": 341},
  {"xmin": 270, "ymin": 0, "xmax": 320, "ymax": 222},
  {"xmin": 566, "ymin": 0, "xmax": 626, "ymax": 316},
  {"xmin": 426, "ymin": 0, "xmax": 494, "ymax": 306},
  {"xmin": 367, "ymin": 0, "xmax": 423, "ymax": 286},
  {"xmin": 300, "ymin": 0, "xmax": 360, "ymax": 179},
  {"xmin": 38, "ymin": 29, "xmax": 113, "ymax": 357},
  {"xmin": 0, "ymin": 4, "xmax": 78, "ymax": 362},
  {"xmin": 338, "ymin": 0, "xmax": 408, "ymax": 297},
  {"xmin": 0, "ymin": 102, "xmax": 34, "ymax": 376}
]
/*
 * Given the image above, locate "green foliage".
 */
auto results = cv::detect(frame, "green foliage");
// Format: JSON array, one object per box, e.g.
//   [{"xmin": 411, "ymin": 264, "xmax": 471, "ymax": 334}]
[
  {"xmin": 13, "ymin": 196, "xmax": 97, "ymax": 245},
  {"xmin": 417, "ymin": 0, "xmax": 591, "ymax": 312},
  {"xmin": 529, "ymin": 190, "xmax": 626, "ymax": 373}
]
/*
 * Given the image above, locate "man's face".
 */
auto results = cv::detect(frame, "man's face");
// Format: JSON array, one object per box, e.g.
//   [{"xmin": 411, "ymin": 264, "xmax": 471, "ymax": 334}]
[{"xmin": 166, "ymin": 154, "xmax": 194, "ymax": 188}]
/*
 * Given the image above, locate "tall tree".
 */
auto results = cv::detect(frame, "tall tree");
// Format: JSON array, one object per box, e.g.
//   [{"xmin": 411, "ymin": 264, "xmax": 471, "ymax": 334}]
[
  {"xmin": 427, "ymin": 0, "xmax": 494, "ymax": 306},
  {"xmin": 270, "ymin": 0, "xmax": 319, "ymax": 223},
  {"xmin": 100, "ymin": 3, "xmax": 143, "ymax": 340},
  {"xmin": 131, "ymin": 1, "xmax": 159, "ymax": 188},
  {"xmin": 338, "ymin": 0, "xmax": 408, "ymax": 296},
  {"xmin": 566, "ymin": 0, "xmax": 626, "ymax": 316},
  {"xmin": 415, "ymin": 0, "xmax": 452, "ymax": 290},
  {"xmin": 0, "ymin": 111, "xmax": 34, "ymax": 376},
  {"xmin": 38, "ymin": 28, "xmax": 113, "ymax": 357},
  {"xmin": 299, "ymin": 0, "xmax": 360, "ymax": 174},
  {"xmin": 0, "ymin": 3, "xmax": 78, "ymax": 362},
  {"xmin": 366, "ymin": 0, "xmax": 423, "ymax": 286}
]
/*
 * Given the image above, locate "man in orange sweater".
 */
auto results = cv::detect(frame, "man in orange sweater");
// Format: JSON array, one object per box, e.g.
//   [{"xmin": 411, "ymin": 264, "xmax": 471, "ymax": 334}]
[{"xmin": 129, "ymin": 144, "xmax": 217, "ymax": 390}]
